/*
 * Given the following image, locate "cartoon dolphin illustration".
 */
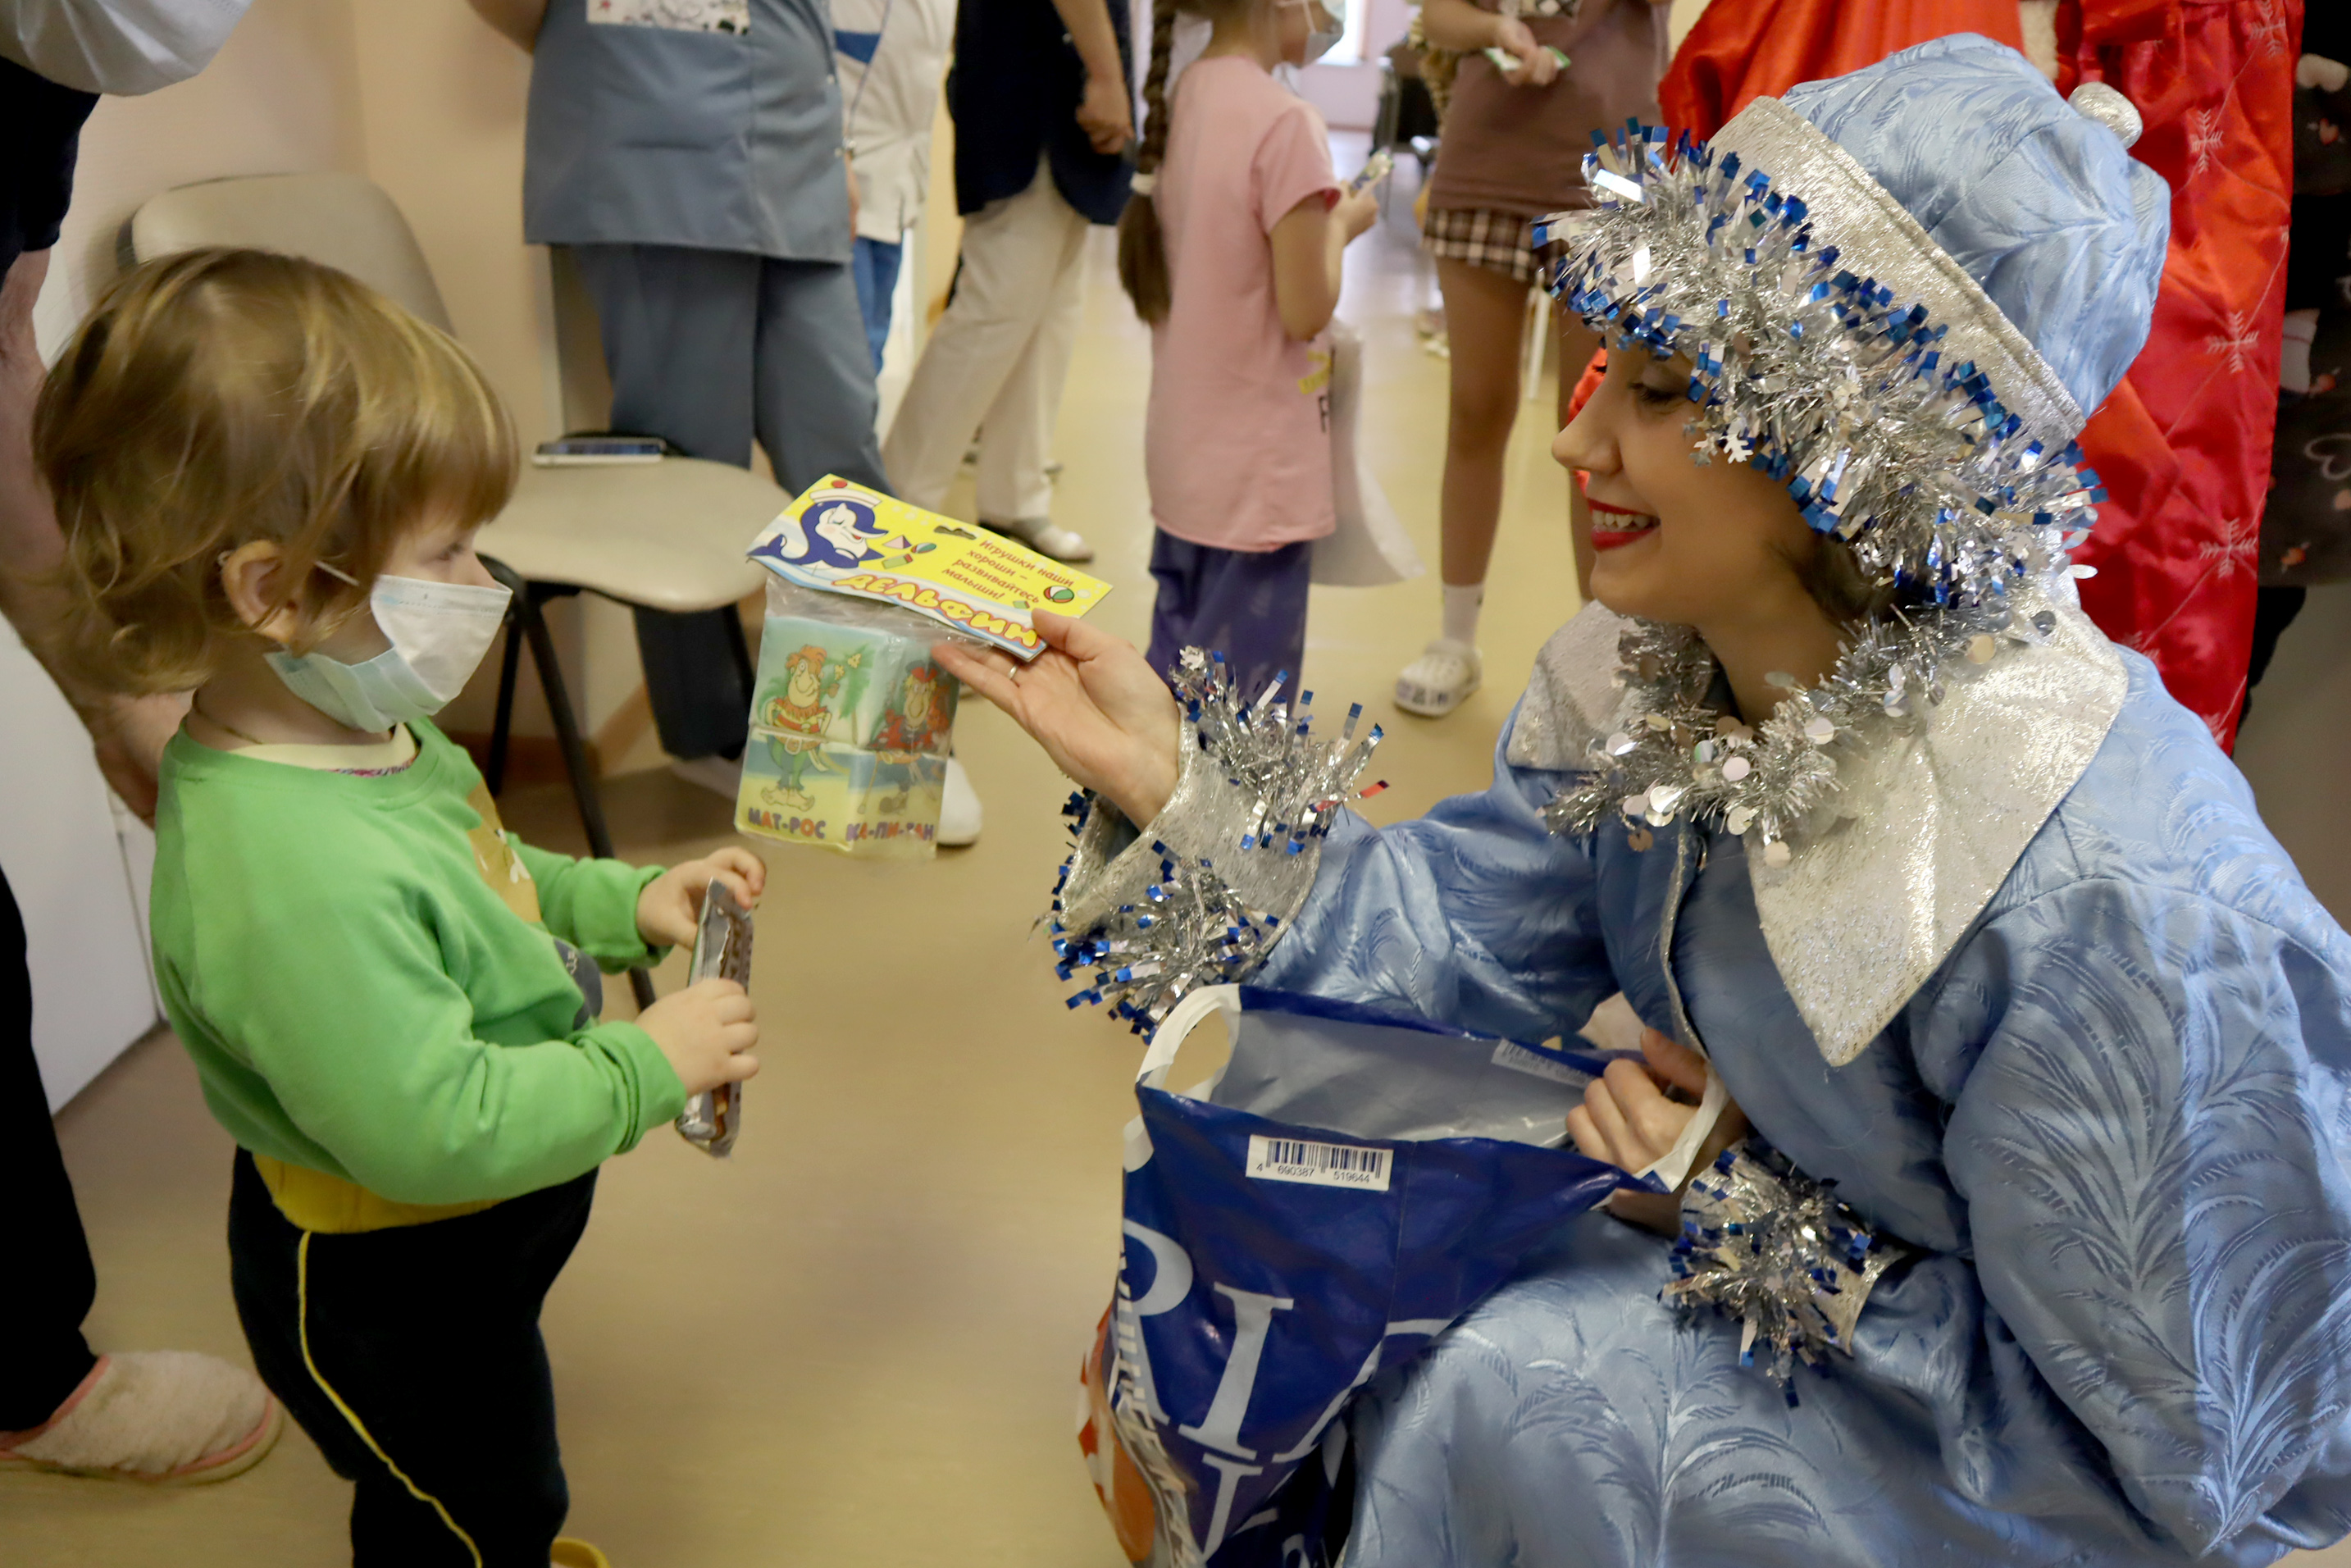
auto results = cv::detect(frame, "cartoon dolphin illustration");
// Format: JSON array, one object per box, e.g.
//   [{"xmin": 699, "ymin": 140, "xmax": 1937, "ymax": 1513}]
[{"xmin": 751, "ymin": 497, "xmax": 890, "ymax": 574}]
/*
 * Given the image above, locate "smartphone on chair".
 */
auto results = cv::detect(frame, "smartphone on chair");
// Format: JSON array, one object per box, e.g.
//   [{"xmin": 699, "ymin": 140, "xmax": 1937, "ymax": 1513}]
[{"xmin": 531, "ymin": 435, "xmax": 669, "ymax": 467}]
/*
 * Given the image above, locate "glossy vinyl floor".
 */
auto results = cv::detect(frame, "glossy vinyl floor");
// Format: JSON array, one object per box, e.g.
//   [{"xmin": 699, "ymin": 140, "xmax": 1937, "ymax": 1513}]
[{"xmin": 16, "ymin": 157, "xmax": 2351, "ymax": 1565}]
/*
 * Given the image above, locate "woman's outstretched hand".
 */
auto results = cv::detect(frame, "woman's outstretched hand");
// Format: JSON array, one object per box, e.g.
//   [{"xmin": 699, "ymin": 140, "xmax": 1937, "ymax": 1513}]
[
  {"xmin": 1566, "ymin": 1028, "xmax": 1749, "ymax": 1236},
  {"xmin": 933, "ymin": 611, "xmax": 1182, "ymax": 828}
]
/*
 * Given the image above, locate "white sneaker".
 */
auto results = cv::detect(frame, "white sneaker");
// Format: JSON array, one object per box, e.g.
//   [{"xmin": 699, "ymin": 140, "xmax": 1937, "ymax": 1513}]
[
  {"xmin": 1394, "ymin": 639, "xmax": 1483, "ymax": 717},
  {"xmin": 939, "ymin": 756, "xmax": 982, "ymax": 847},
  {"xmin": 668, "ymin": 754, "xmax": 744, "ymax": 800},
  {"xmin": 985, "ymin": 516, "xmax": 1095, "ymax": 564}
]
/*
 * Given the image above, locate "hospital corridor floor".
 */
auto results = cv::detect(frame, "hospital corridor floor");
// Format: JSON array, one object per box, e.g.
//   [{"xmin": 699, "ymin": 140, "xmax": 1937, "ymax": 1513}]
[{"xmin": 17, "ymin": 190, "xmax": 2351, "ymax": 1568}]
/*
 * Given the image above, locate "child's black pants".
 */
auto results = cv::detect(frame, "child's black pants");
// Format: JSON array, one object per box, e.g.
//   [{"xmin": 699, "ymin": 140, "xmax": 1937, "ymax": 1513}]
[{"xmin": 228, "ymin": 1150, "xmax": 595, "ymax": 1566}]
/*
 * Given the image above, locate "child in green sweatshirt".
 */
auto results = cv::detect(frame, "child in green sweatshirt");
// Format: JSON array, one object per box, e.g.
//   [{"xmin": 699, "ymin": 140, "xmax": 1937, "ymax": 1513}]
[{"xmin": 35, "ymin": 248, "xmax": 763, "ymax": 1568}]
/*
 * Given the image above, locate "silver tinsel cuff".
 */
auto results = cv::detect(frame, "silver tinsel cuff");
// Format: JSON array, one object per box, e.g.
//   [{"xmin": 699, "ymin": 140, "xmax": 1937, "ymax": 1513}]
[
  {"xmin": 1050, "ymin": 648, "xmax": 1386, "ymax": 1036},
  {"xmin": 1666, "ymin": 1146, "xmax": 1902, "ymax": 1397}
]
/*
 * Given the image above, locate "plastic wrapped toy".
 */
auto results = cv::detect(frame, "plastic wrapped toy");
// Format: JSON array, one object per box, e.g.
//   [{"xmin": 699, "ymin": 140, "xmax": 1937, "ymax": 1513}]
[
  {"xmin": 733, "ymin": 579, "xmax": 961, "ymax": 857},
  {"xmin": 732, "ymin": 476, "xmax": 1114, "ymax": 857}
]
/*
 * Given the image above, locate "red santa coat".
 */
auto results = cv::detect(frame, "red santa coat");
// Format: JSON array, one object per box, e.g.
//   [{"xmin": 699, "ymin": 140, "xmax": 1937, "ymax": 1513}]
[
  {"xmin": 2058, "ymin": 0, "xmax": 2297, "ymax": 748},
  {"xmin": 1660, "ymin": 1, "xmax": 2025, "ymax": 131},
  {"xmin": 1655, "ymin": 0, "xmax": 2294, "ymax": 750}
]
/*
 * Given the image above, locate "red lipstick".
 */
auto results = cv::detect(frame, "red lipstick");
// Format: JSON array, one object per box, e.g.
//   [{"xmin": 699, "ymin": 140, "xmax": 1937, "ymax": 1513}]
[{"xmin": 1587, "ymin": 498, "xmax": 1657, "ymax": 553}]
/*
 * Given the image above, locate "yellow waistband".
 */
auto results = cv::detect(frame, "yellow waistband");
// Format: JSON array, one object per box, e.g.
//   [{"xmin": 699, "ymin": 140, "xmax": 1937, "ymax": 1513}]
[{"xmin": 253, "ymin": 1153, "xmax": 501, "ymax": 1234}]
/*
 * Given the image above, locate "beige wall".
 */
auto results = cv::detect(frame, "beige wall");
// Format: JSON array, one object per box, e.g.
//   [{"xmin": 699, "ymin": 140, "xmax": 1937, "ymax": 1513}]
[
  {"xmin": 29, "ymin": 0, "xmax": 637, "ymax": 745},
  {"xmin": 348, "ymin": 3, "xmax": 553, "ymax": 443},
  {"xmin": 1668, "ymin": 0, "xmax": 1711, "ymax": 52},
  {"xmin": 31, "ymin": 0, "xmax": 368, "ymax": 358},
  {"xmin": 923, "ymin": 99, "xmax": 964, "ymax": 327},
  {"xmin": 341, "ymin": 2, "xmax": 642, "ymax": 741}
]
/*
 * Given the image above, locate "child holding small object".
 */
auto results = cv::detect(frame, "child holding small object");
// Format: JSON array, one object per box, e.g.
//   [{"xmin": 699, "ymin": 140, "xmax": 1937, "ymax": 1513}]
[
  {"xmin": 1119, "ymin": 0, "xmax": 1382, "ymax": 699},
  {"xmin": 33, "ymin": 248, "xmax": 763, "ymax": 1566}
]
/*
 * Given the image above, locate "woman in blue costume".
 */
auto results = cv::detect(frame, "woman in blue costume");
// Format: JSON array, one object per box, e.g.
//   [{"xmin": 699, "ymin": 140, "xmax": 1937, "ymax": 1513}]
[{"xmin": 939, "ymin": 35, "xmax": 2351, "ymax": 1568}]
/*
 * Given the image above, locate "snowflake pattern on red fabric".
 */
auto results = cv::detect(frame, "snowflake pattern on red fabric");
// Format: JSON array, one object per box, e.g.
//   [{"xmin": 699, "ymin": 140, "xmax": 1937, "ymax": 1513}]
[
  {"xmin": 1655, "ymin": 0, "xmax": 2292, "ymax": 751},
  {"xmin": 2062, "ymin": 0, "xmax": 2297, "ymax": 753},
  {"xmin": 2197, "ymin": 515, "xmax": 2262, "ymax": 583}
]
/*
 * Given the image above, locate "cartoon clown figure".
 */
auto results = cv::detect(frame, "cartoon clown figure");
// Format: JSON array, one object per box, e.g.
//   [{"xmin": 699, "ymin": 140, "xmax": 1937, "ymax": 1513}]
[
  {"xmin": 868, "ymin": 663, "xmax": 953, "ymax": 814},
  {"xmin": 757, "ymin": 642, "xmax": 861, "ymax": 809}
]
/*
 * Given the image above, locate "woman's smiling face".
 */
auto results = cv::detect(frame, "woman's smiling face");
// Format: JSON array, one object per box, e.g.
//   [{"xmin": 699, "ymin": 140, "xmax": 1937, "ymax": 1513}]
[{"xmin": 1554, "ymin": 342, "xmax": 1825, "ymax": 633}]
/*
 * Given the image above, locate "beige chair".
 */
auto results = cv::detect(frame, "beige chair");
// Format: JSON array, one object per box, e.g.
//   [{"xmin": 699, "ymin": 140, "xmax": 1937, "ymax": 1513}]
[{"xmin": 131, "ymin": 174, "xmax": 781, "ymax": 1005}]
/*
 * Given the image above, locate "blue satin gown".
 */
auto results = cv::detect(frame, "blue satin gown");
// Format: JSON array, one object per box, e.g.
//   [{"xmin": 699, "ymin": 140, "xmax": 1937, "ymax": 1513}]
[{"xmin": 1258, "ymin": 650, "xmax": 2351, "ymax": 1566}]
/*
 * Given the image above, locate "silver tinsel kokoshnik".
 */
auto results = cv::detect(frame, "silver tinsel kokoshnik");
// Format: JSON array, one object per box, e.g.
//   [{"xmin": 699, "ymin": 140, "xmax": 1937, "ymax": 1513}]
[{"xmin": 1531, "ymin": 124, "xmax": 2105, "ymax": 857}]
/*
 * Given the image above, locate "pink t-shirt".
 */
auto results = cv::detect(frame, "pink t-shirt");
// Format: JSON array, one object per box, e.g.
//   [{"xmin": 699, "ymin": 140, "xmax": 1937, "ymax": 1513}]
[{"xmin": 1146, "ymin": 57, "xmax": 1342, "ymax": 552}]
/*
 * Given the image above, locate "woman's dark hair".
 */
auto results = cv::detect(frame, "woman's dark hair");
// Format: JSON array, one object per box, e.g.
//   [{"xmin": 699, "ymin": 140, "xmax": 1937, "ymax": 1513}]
[{"xmin": 1779, "ymin": 533, "xmax": 1906, "ymax": 628}]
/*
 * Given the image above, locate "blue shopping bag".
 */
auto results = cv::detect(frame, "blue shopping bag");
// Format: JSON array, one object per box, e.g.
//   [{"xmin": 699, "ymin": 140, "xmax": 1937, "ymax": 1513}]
[{"xmin": 1078, "ymin": 986, "xmax": 1631, "ymax": 1567}]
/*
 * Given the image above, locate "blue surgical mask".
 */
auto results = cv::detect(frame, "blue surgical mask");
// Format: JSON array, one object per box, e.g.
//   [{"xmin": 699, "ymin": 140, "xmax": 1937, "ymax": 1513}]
[{"xmin": 266, "ymin": 567, "xmax": 511, "ymax": 733}]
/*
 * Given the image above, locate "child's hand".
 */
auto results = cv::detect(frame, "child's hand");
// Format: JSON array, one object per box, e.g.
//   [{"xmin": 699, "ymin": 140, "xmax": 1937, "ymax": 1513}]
[
  {"xmin": 1334, "ymin": 186, "xmax": 1381, "ymax": 244},
  {"xmin": 637, "ymin": 978, "xmax": 760, "ymax": 1096},
  {"xmin": 1493, "ymin": 16, "xmax": 1558, "ymax": 87},
  {"xmin": 933, "ymin": 612, "xmax": 1182, "ymax": 828},
  {"xmin": 1565, "ymin": 1028, "xmax": 1749, "ymax": 1236},
  {"xmin": 636, "ymin": 847, "xmax": 767, "ymax": 949}
]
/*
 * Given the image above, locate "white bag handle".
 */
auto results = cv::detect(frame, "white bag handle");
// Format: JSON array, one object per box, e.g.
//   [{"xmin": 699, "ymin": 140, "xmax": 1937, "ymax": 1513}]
[
  {"xmin": 1143, "ymin": 987, "xmax": 1727, "ymax": 1191},
  {"xmin": 1139, "ymin": 985, "xmax": 1243, "ymax": 1090},
  {"xmin": 1632, "ymin": 1067, "xmax": 1730, "ymax": 1192}
]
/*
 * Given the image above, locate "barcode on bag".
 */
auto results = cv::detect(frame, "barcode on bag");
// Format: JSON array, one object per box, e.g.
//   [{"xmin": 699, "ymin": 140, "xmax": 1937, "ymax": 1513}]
[
  {"xmin": 1246, "ymin": 1134, "xmax": 1392, "ymax": 1192},
  {"xmin": 1492, "ymin": 1039, "xmax": 1585, "ymax": 1085}
]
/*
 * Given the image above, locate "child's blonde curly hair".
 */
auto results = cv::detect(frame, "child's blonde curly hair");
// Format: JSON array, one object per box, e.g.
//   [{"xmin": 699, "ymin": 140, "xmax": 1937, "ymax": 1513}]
[{"xmin": 33, "ymin": 247, "xmax": 517, "ymax": 695}]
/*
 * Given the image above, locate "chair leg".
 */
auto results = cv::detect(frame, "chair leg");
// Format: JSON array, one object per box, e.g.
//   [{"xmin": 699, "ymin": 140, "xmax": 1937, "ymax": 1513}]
[
  {"xmin": 484, "ymin": 560, "xmax": 659, "ymax": 1013},
  {"xmin": 486, "ymin": 615, "xmax": 525, "ymax": 796},
  {"xmin": 722, "ymin": 602, "xmax": 755, "ymax": 700}
]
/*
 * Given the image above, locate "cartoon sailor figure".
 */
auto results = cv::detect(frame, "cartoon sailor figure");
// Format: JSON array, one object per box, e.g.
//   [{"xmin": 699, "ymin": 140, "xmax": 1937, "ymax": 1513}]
[
  {"xmin": 756, "ymin": 642, "xmax": 863, "ymax": 809},
  {"xmin": 868, "ymin": 663, "xmax": 954, "ymax": 814}
]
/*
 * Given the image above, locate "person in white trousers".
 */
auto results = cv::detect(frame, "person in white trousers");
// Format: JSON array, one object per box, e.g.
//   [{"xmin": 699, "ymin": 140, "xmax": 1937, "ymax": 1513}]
[{"xmin": 880, "ymin": 0, "xmax": 1137, "ymax": 563}]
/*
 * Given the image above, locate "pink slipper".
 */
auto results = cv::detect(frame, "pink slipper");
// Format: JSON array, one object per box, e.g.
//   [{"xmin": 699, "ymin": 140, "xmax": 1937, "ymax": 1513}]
[{"xmin": 0, "ymin": 1352, "xmax": 282, "ymax": 1485}]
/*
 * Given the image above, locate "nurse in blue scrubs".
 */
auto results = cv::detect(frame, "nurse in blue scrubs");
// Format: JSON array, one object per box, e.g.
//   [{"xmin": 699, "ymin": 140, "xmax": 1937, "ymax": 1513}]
[{"xmin": 473, "ymin": 0, "xmax": 891, "ymax": 775}]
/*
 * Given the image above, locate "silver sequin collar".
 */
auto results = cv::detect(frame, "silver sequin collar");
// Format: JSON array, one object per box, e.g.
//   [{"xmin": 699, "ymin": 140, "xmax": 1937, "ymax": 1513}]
[{"xmin": 1508, "ymin": 595, "xmax": 2126, "ymax": 1065}]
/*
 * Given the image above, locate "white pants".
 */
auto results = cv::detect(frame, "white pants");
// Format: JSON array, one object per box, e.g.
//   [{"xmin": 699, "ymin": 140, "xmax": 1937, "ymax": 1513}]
[{"xmin": 882, "ymin": 157, "xmax": 1089, "ymax": 521}]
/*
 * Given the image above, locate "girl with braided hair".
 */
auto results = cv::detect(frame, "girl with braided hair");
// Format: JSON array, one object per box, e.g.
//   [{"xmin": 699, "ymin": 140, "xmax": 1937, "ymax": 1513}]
[
  {"xmin": 1392, "ymin": 0, "xmax": 1672, "ymax": 719},
  {"xmin": 1118, "ymin": 0, "xmax": 1382, "ymax": 701}
]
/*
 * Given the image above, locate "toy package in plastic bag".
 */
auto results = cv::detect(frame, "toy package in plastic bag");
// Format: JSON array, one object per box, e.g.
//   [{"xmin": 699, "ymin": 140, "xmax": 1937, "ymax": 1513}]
[
  {"xmin": 747, "ymin": 475, "xmax": 1112, "ymax": 656},
  {"xmin": 732, "ymin": 477, "xmax": 1114, "ymax": 857},
  {"xmin": 1078, "ymin": 987, "xmax": 1632, "ymax": 1566},
  {"xmin": 733, "ymin": 577, "xmax": 962, "ymax": 857}
]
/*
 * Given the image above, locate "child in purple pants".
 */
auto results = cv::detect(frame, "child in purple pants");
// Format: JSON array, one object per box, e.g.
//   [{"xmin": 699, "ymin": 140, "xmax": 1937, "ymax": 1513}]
[{"xmin": 1117, "ymin": 0, "xmax": 1380, "ymax": 698}]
